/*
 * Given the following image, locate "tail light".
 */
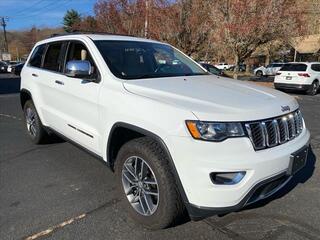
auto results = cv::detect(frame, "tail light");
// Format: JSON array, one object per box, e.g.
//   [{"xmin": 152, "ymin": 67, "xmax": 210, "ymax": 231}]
[
  {"xmin": 276, "ymin": 72, "xmax": 281, "ymax": 75},
  {"xmin": 298, "ymin": 73, "xmax": 310, "ymax": 77}
]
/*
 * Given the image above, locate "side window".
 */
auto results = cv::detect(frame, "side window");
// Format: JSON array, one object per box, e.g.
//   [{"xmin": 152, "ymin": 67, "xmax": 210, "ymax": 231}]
[
  {"xmin": 311, "ymin": 64, "xmax": 320, "ymax": 72},
  {"xmin": 65, "ymin": 42, "xmax": 97, "ymax": 78},
  {"xmin": 43, "ymin": 42, "xmax": 64, "ymax": 72},
  {"xmin": 28, "ymin": 44, "xmax": 46, "ymax": 68}
]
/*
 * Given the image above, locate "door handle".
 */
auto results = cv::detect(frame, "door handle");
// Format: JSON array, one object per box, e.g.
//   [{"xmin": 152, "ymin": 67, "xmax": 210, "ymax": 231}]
[
  {"xmin": 55, "ymin": 80, "xmax": 64, "ymax": 85},
  {"xmin": 32, "ymin": 73, "xmax": 38, "ymax": 77}
]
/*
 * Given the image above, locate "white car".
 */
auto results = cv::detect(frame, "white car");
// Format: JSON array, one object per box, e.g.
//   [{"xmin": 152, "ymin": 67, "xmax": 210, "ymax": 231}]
[
  {"xmin": 6, "ymin": 61, "xmax": 20, "ymax": 73},
  {"xmin": 20, "ymin": 34, "xmax": 310, "ymax": 229},
  {"xmin": 215, "ymin": 63, "xmax": 234, "ymax": 70},
  {"xmin": 275, "ymin": 62, "xmax": 320, "ymax": 96},
  {"xmin": 254, "ymin": 63, "xmax": 285, "ymax": 77}
]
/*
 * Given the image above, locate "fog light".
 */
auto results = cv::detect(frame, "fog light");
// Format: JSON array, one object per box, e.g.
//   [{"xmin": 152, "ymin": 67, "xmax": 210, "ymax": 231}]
[{"xmin": 210, "ymin": 171, "xmax": 246, "ymax": 185}]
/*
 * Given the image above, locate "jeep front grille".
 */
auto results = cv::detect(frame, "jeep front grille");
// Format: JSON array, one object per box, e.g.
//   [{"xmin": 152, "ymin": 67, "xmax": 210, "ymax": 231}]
[{"xmin": 245, "ymin": 110, "xmax": 303, "ymax": 150}]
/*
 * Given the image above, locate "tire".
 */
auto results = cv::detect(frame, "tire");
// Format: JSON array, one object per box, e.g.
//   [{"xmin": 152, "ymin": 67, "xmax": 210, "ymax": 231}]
[
  {"xmin": 306, "ymin": 81, "xmax": 319, "ymax": 96},
  {"xmin": 23, "ymin": 100, "xmax": 49, "ymax": 144},
  {"xmin": 256, "ymin": 70, "xmax": 263, "ymax": 77},
  {"xmin": 115, "ymin": 137, "xmax": 185, "ymax": 229}
]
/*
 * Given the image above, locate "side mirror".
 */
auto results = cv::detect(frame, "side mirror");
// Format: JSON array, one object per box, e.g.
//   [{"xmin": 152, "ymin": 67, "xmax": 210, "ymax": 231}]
[{"xmin": 65, "ymin": 60, "xmax": 92, "ymax": 78}]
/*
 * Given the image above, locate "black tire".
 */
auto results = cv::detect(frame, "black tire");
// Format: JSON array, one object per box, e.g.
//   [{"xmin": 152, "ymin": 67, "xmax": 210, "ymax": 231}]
[
  {"xmin": 306, "ymin": 81, "xmax": 319, "ymax": 96},
  {"xmin": 23, "ymin": 100, "xmax": 49, "ymax": 144},
  {"xmin": 256, "ymin": 70, "xmax": 263, "ymax": 77},
  {"xmin": 115, "ymin": 137, "xmax": 185, "ymax": 229}
]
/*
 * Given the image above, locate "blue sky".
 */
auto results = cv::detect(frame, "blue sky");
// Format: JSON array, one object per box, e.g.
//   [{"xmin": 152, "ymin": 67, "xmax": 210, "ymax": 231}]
[{"xmin": 0, "ymin": 0, "xmax": 97, "ymax": 31}]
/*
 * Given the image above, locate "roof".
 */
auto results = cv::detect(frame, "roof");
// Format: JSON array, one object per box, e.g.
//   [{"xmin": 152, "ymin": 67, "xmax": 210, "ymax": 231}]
[
  {"xmin": 38, "ymin": 33, "xmax": 163, "ymax": 45},
  {"xmin": 290, "ymin": 34, "xmax": 320, "ymax": 54}
]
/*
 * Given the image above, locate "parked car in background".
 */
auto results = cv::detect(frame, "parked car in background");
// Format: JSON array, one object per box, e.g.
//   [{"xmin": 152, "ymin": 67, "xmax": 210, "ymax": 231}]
[
  {"xmin": 254, "ymin": 63, "xmax": 285, "ymax": 77},
  {"xmin": 215, "ymin": 62, "xmax": 234, "ymax": 70},
  {"xmin": 200, "ymin": 63, "xmax": 228, "ymax": 77},
  {"xmin": 274, "ymin": 62, "xmax": 320, "ymax": 95},
  {"xmin": 13, "ymin": 62, "xmax": 25, "ymax": 76},
  {"xmin": 0, "ymin": 61, "xmax": 8, "ymax": 73},
  {"xmin": 7, "ymin": 61, "xmax": 20, "ymax": 73}
]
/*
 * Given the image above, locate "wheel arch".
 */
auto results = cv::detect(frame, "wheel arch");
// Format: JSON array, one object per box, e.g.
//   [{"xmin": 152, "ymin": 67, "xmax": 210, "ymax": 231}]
[
  {"xmin": 106, "ymin": 122, "xmax": 189, "ymax": 205},
  {"xmin": 20, "ymin": 88, "xmax": 32, "ymax": 109}
]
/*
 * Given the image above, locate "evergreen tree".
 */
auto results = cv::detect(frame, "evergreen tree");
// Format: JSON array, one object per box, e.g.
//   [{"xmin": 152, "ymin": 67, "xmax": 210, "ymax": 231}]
[{"xmin": 63, "ymin": 9, "xmax": 81, "ymax": 32}]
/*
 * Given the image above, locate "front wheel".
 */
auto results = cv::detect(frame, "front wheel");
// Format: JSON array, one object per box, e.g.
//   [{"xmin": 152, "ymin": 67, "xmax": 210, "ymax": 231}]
[
  {"xmin": 115, "ymin": 137, "xmax": 185, "ymax": 229},
  {"xmin": 256, "ymin": 70, "xmax": 263, "ymax": 77},
  {"xmin": 306, "ymin": 81, "xmax": 319, "ymax": 96}
]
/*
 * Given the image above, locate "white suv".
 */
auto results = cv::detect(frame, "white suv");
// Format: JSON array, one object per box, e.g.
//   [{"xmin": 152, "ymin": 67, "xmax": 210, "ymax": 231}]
[
  {"xmin": 20, "ymin": 34, "xmax": 310, "ymax": 229},
  {"xmin": 274, "ymin": 62, "xmax": 320, "ymax": 95}
]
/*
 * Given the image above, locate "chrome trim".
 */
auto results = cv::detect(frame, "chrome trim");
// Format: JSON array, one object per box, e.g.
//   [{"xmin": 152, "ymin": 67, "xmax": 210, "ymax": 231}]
[
  {"xmin": 260, "ymin": 122, "xmax": 267, "ymax": 147},
  {"xmin": 272, "ymin": 119, "xmax": 280, "ymax": 145},
  {"xmin": 245, "ymin": 110, "xmax": 303, "ymax": 151}
]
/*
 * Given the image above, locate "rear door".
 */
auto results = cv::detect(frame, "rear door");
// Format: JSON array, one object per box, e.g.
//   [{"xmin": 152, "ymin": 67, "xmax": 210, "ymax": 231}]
[
  {"xmin": 56, "ymin": 40, "xmax": 101, "ymax": 154},
  {"xmin": 24, "ymin": 41, "xmax": 67, "ymax": 127},
  {"xmin": 265, "ymin": 64, "xmax": 273, "ymax": 75},
  {"xmin": 272, "ymin": 63, "xmax": 283, "ymax": 75},
  {"xmin": 37, "ymin": 41, "xmax": 69, "ymax": 130},
  {"xmin": 311, "ymin": 64, "xmax": 320, "ymax": 80}
]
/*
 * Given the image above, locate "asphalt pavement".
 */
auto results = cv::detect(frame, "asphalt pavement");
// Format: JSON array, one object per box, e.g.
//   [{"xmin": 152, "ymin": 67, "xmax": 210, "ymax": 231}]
[{"xmin": 1, "ymin": 73, "xmax": 320, "ymax": 240}]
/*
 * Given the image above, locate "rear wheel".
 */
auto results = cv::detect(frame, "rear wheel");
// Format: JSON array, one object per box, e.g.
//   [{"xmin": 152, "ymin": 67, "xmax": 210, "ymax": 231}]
[
  {"xmin": 115, "ymin": 137, "xmax": 184, "ymax": 229},
  {"xmin": 23, "ymin": 100, "xmax": 49, "ymax": 144},
  {"xmin": 306, "ymin": 81, "xmax": 319, "ymax": 96}
]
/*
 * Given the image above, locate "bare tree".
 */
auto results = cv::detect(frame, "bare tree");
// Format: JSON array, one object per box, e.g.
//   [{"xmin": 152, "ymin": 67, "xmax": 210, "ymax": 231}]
[{"xmin": 212, "ymin": 0, "xmax": 306, "ymax": 75}]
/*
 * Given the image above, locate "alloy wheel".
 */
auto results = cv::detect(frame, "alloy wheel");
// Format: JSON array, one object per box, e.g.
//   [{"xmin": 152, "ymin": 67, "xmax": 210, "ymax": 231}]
[
  {"xmin": 25, "ymin": 107, "xmax": 37, "ymax": 137},
  {"xmin": 121, "ymin": 156, "xmax": 159, "ymax": 216},
  {"xmin": 312, "ymin": 82, "xmax": 319, "ymax": 95}
]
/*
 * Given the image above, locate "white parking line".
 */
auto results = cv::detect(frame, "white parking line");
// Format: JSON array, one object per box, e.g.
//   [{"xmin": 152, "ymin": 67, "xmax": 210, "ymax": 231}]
[
  {"xmin": 24, "ymin": 214, "xmax": 86, "ymax": 240},
  {"xmin": 0, "ymin": 113, "xmax": 22, "ymax": 121}
]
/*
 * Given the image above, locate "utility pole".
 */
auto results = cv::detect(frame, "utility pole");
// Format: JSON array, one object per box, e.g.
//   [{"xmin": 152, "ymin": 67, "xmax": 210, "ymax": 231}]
[
  {"xmin": 1, "ymin": 17, "xmax": 9, "ymax": 53},
  {"xmin": 144, "ymin": 0, "xmax": 149, "ymax": 38}
]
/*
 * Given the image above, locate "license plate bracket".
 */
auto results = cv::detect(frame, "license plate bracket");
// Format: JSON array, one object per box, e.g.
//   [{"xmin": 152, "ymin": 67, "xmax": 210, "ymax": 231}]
[{"xmin": 288, "ymin": 146, "xmax": 309, "ymax": 176}]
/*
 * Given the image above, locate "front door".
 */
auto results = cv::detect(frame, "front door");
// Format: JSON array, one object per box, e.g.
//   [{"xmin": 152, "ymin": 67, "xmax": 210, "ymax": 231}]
[{"xmin": 57, "ymin": 41, "xmax": 101, "ymax": 154}]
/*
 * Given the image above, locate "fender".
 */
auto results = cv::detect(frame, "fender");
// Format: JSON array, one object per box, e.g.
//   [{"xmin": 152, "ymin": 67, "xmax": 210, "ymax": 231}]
[
  {"xmin": 107, "ymin": 122, "xmax": 190, "ymax": 206},
  {"xmin": 20, "ymin": 88, "xmax": 33, "ymax": 109}
]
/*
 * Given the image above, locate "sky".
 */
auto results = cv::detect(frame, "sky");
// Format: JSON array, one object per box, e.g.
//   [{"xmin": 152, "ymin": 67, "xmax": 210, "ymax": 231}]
[{"xmin": 0, "ymin": 0, "xmax": 97, "ymax": 31}]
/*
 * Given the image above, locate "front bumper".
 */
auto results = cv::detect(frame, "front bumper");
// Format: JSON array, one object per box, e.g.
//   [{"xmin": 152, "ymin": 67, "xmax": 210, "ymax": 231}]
[
  {"xmin": 166, "ymin": 128, "xmax": 310, "ymax": 219},
  {"xmin": 274, "ymin": 83, "xmax": 310, "ymax": 91}
]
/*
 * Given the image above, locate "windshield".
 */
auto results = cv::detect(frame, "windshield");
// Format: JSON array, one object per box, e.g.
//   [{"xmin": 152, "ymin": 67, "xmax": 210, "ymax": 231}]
[{"xmin": 94, "ymin": 40, "xmax": 208, "ymax": 80}]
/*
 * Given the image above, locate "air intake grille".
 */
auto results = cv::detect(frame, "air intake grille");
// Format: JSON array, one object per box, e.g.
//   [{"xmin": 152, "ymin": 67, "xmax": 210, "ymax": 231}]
[{"xmin": 245, "ymin": 110, "xmax": 303, "ymax": 150}]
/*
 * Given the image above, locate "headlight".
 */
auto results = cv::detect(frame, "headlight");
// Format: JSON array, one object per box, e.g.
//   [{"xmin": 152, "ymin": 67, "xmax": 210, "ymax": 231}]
[{"xmin": 186, "ymin": 120, "xmax": 245, "ymax": 141}]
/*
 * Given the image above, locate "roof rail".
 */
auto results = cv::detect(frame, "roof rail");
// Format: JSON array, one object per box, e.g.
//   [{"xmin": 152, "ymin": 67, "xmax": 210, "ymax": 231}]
[{"xmin": 49, "ymin": 31, "xmax": 135, "ymax": 38}]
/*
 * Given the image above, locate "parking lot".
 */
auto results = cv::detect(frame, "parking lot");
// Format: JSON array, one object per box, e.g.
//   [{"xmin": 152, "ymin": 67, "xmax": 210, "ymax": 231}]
[{"xmin": 0, "ymin": 73, "xmax": 320, "ymax": 240}]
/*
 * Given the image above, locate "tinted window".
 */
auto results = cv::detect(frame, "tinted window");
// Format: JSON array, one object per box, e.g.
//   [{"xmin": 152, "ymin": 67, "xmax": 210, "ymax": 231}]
[
  {"xmin": 274, "ymin": 64, "xmax": 283, "ymax": 68},
  {"xmin": 43, "ymin": 42, "xmax": 64, "ymax": 72},
  {"xmin": 280, "ymin": 64, "xmax": 307, "ymax": 72},
  {"xmin": 311, "ymin": 64, "xmax": 320, "ymax": 72},
  {"xmin": 204, "ymin": 64, "xmax": 221, "ymax": 75},
  {"xmin": 29, "ymin": 44, "xmax": 46, "ymax": 68},
  {"xmin": 65, "ymin": 42, "xmax": 97, "ymax": 78},
  {"xmin": 94, "ymin": 40, "xmax": 207, "ymax": 80}
]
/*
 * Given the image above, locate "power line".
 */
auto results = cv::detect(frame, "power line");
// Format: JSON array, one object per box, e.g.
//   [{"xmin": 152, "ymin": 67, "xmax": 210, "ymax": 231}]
[
  {"xmin": 14, "ymin": 0, "xmax": 45, "ymax": 16},
  {"xmin": 12, "ymin": 0, "xmax": 68, "ymax": 19}
]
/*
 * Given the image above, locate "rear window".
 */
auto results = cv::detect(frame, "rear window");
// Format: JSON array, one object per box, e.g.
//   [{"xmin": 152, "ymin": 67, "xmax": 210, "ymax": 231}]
[
  {"xmin": 280, "ymin": 64, "xmax": 307, "ymax": 72},
  {"xmin": 28, "ymin": 44, "xmax": 46, "ymax": 68},
  {"xmin": 43, "ymin": 42, "xmax": 64, "ymax": 72}
]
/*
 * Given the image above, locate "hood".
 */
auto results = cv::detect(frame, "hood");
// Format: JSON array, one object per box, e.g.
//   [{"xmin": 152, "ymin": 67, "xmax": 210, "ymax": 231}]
[{"xmin": 123, "ymin": 75, "xmax": 299, "ymax": 121}]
